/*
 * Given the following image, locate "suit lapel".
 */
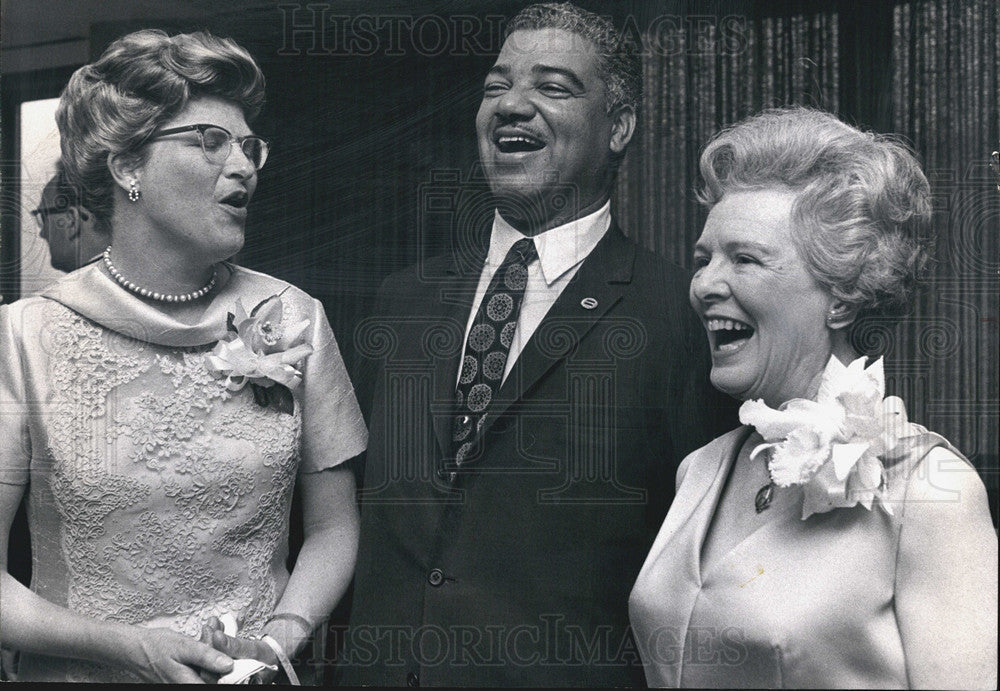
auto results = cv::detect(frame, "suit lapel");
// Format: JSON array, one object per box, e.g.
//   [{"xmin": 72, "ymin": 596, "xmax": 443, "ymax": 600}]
[
  {"xmin": 479, "ymin": 224, "xmax": 636, "ymax": 436},
  {"xmin": 431, "ymin": 246, "xmax": 486, "ymax": 457}
]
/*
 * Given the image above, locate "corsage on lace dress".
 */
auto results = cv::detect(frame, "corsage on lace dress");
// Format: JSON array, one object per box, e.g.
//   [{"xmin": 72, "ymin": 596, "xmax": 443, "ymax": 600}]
[{"xmin": 0, "ymin": 263, "xmax": 367, "ymax": 682}]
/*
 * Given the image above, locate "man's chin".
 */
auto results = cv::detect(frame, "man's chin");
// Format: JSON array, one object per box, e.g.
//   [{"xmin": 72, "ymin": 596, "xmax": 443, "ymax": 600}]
[
  {"xmin": 488, "ymin": 179, "xmax": 538, "ymax": 204},
  {"xmin": 488, "ymin": 186, "xmax": 554, "ymax": 229},
  {"xmin": 489, "ymin": 179, "xmax": 586, "ymax": 226}
]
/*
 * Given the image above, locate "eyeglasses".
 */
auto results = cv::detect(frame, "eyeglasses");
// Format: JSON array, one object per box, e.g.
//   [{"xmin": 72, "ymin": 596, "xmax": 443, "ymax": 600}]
[
  {"xmin": 146, "ymin": 124, "xmax": 269, "ymax": 171},
  {"xmin": 30, "ymin": 205, "xmax": 71, "ymax": 228}
]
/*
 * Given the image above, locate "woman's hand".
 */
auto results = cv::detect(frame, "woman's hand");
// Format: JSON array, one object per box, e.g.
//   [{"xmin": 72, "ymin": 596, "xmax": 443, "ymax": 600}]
[
  {"xmin": 124, "ymin": 626, "xmax": 234, "ymax": 684},
  {"xmin": 201, "ymin": 617, "xmax": 281, "ymax": 684}
]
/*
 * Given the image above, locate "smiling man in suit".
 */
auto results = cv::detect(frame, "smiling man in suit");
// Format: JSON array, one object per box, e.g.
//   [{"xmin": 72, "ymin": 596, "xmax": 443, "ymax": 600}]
[{"xmin": 341, "ymin": 3, "xmax": 731, "ymax": 686}]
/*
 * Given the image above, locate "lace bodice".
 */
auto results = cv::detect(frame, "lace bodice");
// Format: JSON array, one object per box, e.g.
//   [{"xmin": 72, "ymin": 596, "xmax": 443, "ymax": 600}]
[{"xmin": 0, "ymin": 264, "xmax": 367, "ymax": 682}]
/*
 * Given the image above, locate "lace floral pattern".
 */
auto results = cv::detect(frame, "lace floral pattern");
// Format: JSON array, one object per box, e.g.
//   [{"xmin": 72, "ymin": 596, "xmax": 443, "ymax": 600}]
[
  {"xmin": 43, "ymin": 302, "xmax": 151, "ymax": 473},
  {"xmin": 212, "ymin": 396, "xmax": 301, "ymax": 635},
  {"xmin": 37, "ymin": 302, "xmax": 302, "ymax": 674}
]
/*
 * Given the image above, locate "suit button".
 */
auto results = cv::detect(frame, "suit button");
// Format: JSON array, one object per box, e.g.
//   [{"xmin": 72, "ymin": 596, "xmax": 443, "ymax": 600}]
[
  {"xmin": 437, "ymin": 468, "xmax": 458, "ymax": 483},
  {"xmin": 427, "ymin": 568, "xmax": 444, "ymax": 587},
  {"xmin": 407, "ymin": 671, "xmax": 420, "ymax": 686}
]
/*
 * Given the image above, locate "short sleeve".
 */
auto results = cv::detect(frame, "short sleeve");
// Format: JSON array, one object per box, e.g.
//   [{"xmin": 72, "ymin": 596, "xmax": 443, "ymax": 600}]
[
  {"xmin": 0, "ymin": 304, "xmax": 31, "ymax": 486},
  {"xmin": 892, "ymin": 443, "xmax": 998, "ymax": 688},
  {"xmin": 297, "ymin": 299, "xmax": 368, "ymax": 473}
]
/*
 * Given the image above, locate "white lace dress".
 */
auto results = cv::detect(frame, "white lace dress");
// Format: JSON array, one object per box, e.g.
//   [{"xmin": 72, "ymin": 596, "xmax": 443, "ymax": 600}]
[{"xmin": 0, "ymin": 263, "xmax": 367, "ymax": 682}]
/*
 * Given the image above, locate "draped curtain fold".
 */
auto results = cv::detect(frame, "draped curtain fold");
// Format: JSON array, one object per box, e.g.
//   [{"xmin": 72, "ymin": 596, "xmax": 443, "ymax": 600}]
[
  {"xmin": 616, "ymin": 0, "xmax": 998, "ymax": 488},
  {"xmin": 618, "ymin": 7, "xmax": 839, "ymax": 264},
  {"xmin": 890, "ymin": 0, "xmax": 998, "ymax": 484}
]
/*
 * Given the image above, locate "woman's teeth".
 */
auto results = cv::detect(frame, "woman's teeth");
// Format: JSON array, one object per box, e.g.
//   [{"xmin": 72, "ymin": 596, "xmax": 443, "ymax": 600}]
[{"xmin": 706, "ymin": 318, "xmax": 754, "ymax": 351}]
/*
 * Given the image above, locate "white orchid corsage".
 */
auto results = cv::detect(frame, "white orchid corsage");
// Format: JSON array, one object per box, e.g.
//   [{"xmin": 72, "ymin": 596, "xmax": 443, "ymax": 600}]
[
  {"xmin": 206, "ymin": 290, "xmax": 313, "ymax": 415},
  {"xmin": 739, "ymin": 355, "xmax": 920, "ymax": 519}
]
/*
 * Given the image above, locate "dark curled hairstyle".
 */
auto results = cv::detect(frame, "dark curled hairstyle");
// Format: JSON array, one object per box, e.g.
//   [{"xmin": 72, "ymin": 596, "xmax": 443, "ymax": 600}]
[
  {"xmin": 699, "ymin": 107, "xmax": 933, "ymax": 323},
  {"xmin": 505, "ymin": 2, "xmax": 642, "ymax": 115},
  {"xmin": 55, "ymin": 29, "xmax": 265, "ymax": 225}
]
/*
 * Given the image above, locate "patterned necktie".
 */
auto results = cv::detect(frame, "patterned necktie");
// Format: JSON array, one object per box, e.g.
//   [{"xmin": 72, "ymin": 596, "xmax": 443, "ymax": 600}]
[{"xmin": 451, "ymin": 237, "xmax": 538, "ymax": 473}]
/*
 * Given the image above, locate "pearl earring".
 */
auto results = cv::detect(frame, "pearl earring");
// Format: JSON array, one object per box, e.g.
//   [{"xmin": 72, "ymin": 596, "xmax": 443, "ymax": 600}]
[{"xmin": 128, "ymin": 180, "xmax": 141, "ymax": 203}]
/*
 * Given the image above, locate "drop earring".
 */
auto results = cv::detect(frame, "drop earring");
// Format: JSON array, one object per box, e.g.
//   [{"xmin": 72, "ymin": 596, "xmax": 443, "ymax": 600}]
[
  {"xmin": 128, "ymin": 180, "xmax": 141, "ymax": 203},
  {"xmin": 826, "ymin": 307, "xmax": 848, "ymax": 326}
]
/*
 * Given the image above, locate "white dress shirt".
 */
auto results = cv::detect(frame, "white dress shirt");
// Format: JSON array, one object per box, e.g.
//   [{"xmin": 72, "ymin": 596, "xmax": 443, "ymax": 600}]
[{"xmin": 457, "ymin": 201, "xmax": 612, "ymax": 385}]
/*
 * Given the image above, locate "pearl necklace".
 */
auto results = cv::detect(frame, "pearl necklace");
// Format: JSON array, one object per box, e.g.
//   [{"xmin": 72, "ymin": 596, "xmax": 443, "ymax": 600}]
[{"xmin": 103, "ymin": 247, "xmax": 217, "ymax": 303}]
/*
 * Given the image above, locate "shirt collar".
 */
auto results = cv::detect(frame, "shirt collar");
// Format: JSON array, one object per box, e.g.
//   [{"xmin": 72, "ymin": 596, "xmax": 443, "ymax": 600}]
[{"xmin": 487, "ymin": 201, "xmax": 611, "ymax": 286}]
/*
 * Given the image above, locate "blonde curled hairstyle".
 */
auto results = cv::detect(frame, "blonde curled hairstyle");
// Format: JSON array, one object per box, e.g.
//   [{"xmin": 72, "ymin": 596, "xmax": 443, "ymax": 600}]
[
  {"xmin": 699, "ymin": 107, "xmax": 932, "ymax": 325},
  {"xmin": 56, "ymin": 29, "xmax": 265, "ymax": 227}
]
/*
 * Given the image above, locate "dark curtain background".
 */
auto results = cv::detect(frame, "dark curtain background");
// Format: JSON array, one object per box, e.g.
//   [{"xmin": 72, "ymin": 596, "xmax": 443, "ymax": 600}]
[
  {"xmin": 618, "ymin": 1, "xmax": 840, "ymax": 262},
  {"xmin": 2, "ymin": 0, "xmax": 996, "ymax": 592},
  {"xmin": 614, "ymin": 0, "xmax": 998, "ymax": 514},
  {"xmin": 890, "ymin": 0, "xmax": 999, "ymax": 497}
]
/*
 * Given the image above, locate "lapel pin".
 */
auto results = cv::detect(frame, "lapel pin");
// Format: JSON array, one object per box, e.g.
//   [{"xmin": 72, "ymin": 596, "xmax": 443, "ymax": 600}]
[{"xmin": 580, "ymin": 297, "xmax": 598, "ymax": 310}]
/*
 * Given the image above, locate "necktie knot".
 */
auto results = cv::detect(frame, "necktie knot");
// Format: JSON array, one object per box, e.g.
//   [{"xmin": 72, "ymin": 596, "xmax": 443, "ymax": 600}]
[{"xmin": 506, "ymin": 237, "xmax": 537, "ymax": 267}]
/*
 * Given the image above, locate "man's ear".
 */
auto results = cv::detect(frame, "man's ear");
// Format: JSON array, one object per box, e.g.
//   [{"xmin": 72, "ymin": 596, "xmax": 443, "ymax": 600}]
[
  {"xmin": 609, "ymin": 105, "xmax": 636, "ymax": 155},
  {"xmin": 826, "ymin": 301, "xmax": 857, "ymax": 330},
  {"xmin": 107, "ymin": 152, "xmax": 141, "ymax": 195}
]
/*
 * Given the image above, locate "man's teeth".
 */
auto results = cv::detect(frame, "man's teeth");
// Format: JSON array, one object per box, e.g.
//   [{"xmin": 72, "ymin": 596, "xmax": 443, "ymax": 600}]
[
  {"xmin": 495, "ymin": 135, "xmax": 544, "ymax": 152},
  {"xmin": 498, "ymin": 136, "xmax": 539, "ymax": 145}
]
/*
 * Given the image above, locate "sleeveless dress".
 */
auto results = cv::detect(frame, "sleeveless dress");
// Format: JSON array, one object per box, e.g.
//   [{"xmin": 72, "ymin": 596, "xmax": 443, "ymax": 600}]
[
  {"xmin": 628, "ymin": 424, "xmax": 988, "ymax": 688},
  {"xmin": 0, "ymin": 263, "xmax": 367, "ymax": 682}
]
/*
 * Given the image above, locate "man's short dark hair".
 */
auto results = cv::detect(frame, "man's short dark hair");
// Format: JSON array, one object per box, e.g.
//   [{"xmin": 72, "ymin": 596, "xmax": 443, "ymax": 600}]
[
  {"xmin": 505, "ymin": 2, "xmax": 642, "ymax": 115},
  {"xmin": 46, "ymin": 164, "xmax": 82, "ymax": 211}
]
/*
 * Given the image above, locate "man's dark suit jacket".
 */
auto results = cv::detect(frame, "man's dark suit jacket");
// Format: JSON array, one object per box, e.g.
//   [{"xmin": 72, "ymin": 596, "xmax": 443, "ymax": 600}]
[{"xmin": 340, "ymin": 223, "xmax": 734, "ymax": 687}]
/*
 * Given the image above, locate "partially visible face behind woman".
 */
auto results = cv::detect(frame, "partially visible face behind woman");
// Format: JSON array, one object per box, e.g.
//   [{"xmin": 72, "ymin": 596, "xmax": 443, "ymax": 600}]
[
  {"xmin": 690, "ymin": 188, "xmax": 838, "ymax": 407},
  {"xmin": 132, "ymin": 94, "xmax": 258, "ymax": 263}
]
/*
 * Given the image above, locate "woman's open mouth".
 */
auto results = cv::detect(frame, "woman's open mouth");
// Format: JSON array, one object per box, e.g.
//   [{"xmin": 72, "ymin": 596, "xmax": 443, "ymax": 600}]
[
  {"xmin": 706, "ymin": 317, "xmax": 754, "ymax": 353},
  {"xmin": 220, "ymin": 190, "xmax": 249, "ymax": 209}
]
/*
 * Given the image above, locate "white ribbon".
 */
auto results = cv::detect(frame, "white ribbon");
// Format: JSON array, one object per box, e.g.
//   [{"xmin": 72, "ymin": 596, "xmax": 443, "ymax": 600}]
[{"xmin": 216, "ymin": 613, "xmax": 277, "ymax": 685}]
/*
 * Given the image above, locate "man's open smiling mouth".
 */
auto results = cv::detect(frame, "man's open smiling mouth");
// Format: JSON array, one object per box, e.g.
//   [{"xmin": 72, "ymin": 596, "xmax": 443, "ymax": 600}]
[{"xmin": 494, "ymin": 130, "xmax": 546, "ymax": 153}]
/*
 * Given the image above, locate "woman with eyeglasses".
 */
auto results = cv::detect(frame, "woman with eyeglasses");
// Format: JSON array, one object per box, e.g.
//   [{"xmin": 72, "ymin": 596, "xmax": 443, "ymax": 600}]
[{"xmin": 0, "ymin": 30, "xmax": 367, "ymax": 683}]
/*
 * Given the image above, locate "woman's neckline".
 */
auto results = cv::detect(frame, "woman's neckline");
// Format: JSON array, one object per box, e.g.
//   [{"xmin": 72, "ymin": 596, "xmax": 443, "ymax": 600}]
[{"xmin": 40, "ymin": 261, "xmax": 244, "ymax": 347}]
